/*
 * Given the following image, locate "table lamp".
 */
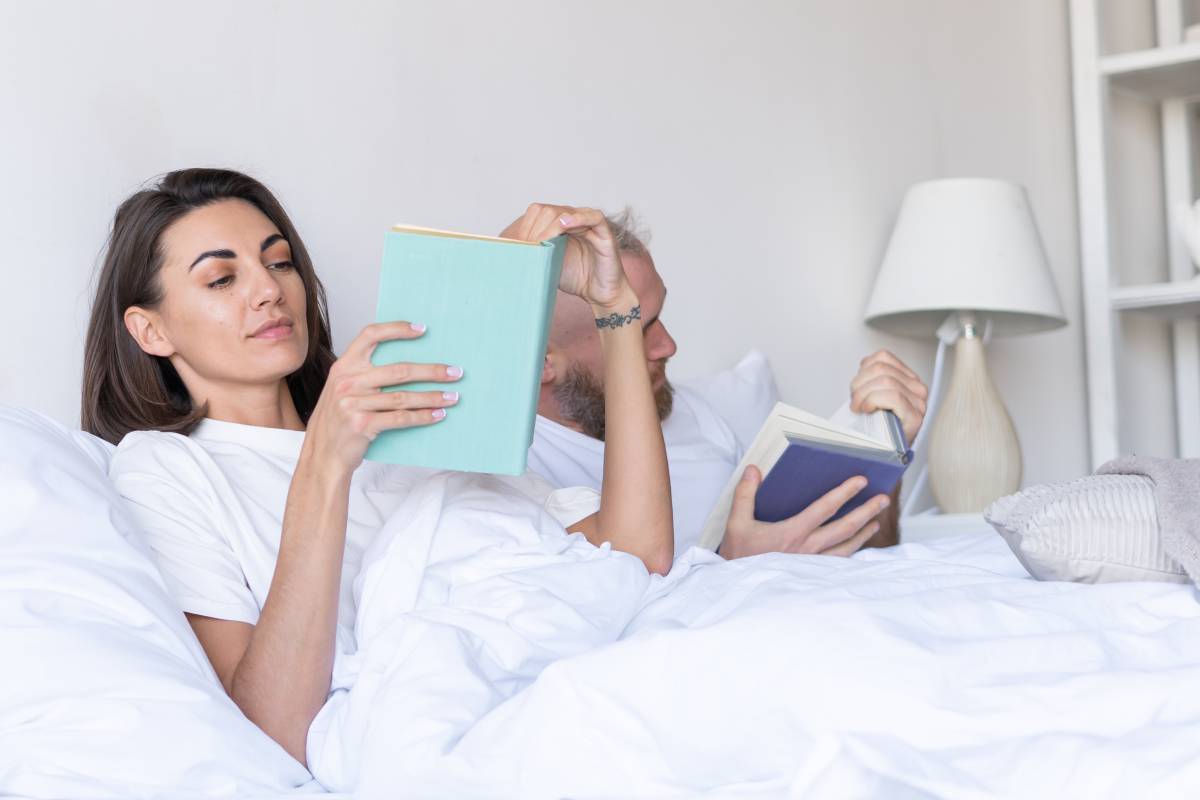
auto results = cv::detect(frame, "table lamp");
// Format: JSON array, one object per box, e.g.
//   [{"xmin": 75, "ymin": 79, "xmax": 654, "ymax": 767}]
[{"xmin": 864, "ymin": 178, "xmax": 1067, "ymax": 513}]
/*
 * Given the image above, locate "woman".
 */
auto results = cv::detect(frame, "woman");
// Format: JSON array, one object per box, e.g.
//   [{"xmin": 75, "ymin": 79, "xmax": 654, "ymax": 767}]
[{"xmin": 83, "ymin": 168, "xmax": 673, "ymax": 768}]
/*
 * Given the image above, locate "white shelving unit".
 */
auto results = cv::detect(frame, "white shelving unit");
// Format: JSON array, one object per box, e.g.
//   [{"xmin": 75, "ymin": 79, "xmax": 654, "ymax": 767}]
[
  {"xmin": 1110, "ymin": 275, "xmax": 1200, "ymax": 317},
  {"xmin": 1101, "ymin": 40, "xmax": 1200, "ymax": 98},
  {"xmin": 1071, "ymin": 0, "xmax": 1200, "ymax": 466}
]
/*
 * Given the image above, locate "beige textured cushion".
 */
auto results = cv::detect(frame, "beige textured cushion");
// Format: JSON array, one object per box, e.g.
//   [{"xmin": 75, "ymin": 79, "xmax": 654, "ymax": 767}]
[{"xmin": 984, "ymin": 475, "xmax": 1189, "ymax": 584}]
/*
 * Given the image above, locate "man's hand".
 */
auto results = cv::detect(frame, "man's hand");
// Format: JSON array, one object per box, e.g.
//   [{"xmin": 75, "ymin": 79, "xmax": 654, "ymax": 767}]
[
  {"xmin": 719, "ymin": 465, "xmax": 892, "ymax": 559},
  {"xmin": 850, "ymin": 350, "xmax": 929, "ymax": 445}
]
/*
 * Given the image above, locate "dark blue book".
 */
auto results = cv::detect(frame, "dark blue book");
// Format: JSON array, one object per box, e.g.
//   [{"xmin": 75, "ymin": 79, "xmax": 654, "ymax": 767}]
[{"xmin": 699, "ymin": 402, "xmax": 912, "ymax": 550}]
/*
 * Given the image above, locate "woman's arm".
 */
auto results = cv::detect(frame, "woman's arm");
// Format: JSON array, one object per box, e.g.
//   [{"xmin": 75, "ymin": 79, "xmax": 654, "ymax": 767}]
[
  {"xmin": 514, "ymin": 205, "xmax": 673, "ymax": 574},
  {"xmin": 189, "ymin": 455, "xmax": 351, "ymax": 766},
  {"xmin": 187, "ymin": 321, "xmax": 462, "ymax": 766}
]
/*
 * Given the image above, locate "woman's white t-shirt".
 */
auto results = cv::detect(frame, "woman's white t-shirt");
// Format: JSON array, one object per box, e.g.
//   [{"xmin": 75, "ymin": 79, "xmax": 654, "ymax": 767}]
[{"xmin": 108, "ymin": 417, "xmax": 601, "ymax": 658}]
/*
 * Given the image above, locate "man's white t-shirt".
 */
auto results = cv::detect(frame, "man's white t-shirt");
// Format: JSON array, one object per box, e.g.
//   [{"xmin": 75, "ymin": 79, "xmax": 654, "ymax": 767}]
[
  {"xmin": 527, "ymin": 385, "xmax": 744, "ymax": 555},
  {"xmin": 108, "ymin": 418, "xmax": 601, "ymax": 656}
]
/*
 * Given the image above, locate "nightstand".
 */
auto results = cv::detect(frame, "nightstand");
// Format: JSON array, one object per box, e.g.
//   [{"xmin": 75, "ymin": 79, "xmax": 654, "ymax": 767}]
[{"xmin": 898, "ymin": 512, "xmax": 995, "ymax": 544}]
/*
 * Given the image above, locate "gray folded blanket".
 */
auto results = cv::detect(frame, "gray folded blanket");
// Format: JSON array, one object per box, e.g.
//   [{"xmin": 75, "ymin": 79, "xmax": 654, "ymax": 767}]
[{"xmin": 1099, "ymin": 456, "xmax": 1200, "ymax": 584}]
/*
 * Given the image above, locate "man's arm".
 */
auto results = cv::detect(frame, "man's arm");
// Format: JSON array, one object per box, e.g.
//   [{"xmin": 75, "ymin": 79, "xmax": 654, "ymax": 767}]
[
  {"xmin": 862, "ymin": 483, "xmax": 901, "ymax": 548},
  {"xmin": 851, "ymin": 349, "xmax": 926, "ymax": 549},
  {"xmin": 722, "ymin": 349, "xmax": 925, "ymax": 558}
]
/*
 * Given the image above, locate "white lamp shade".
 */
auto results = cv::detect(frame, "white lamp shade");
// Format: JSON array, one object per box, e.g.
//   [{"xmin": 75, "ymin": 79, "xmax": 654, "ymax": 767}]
[{"xmin": 865, "ymin": 178, "xmax": 1067, "ymax": 337}]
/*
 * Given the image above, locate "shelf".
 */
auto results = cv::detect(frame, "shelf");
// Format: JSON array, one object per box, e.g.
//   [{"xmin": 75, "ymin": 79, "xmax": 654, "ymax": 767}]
[
  {"xmin": 1110, "ymin": 277, "xmax": 1200, "ymax": 319},
  {"xmin": 1101, "ymin": 42, "xmax": 1200, "ymax": 100},
  {"xmin": 1073, "ymin": 2, "xmax": 1200, "ymax": 465}
]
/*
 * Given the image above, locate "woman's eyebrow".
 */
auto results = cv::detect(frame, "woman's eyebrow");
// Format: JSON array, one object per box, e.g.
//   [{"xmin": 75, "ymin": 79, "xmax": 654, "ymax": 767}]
[
  {"xmin": 189, "ymin": 249, "xmax": 236, "ymax": 271},
  {"xmin": 261, "ymin": 233, "xmax": 287, "ymax": 251},
  {"xmin": 188, "ymin": 234, "xmax": 286, "ymax": 271}
]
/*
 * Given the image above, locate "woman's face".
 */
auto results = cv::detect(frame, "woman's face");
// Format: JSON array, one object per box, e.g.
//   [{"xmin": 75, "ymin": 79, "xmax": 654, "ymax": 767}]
[{"xmin": 141, "ymin": 199, "xmax": 309, "ymax": 397}]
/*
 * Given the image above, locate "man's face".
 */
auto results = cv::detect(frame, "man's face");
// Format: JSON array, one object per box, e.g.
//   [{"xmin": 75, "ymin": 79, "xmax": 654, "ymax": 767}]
[{"xmin": 543, "ymin": 249, "xmax": 678, "ymax": 440}]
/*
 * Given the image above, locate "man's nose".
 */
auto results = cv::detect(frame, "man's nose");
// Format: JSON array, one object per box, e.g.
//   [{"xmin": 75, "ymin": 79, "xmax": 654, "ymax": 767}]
[{"xmin": 646, "ymin": 323, "xmax": 677, "ymax": 361}]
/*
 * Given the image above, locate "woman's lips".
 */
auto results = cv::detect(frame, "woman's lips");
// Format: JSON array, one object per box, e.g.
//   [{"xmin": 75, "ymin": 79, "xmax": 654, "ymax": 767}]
[{"xmin": 253, "ymin": 322, "xmax": 293, "ymax": 339}]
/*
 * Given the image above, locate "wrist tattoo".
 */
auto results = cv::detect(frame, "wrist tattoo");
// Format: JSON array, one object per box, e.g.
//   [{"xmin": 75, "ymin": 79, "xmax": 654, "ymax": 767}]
[{"xmin": 595, "ymin": 304, "xmax": 641, "ymax": 330}]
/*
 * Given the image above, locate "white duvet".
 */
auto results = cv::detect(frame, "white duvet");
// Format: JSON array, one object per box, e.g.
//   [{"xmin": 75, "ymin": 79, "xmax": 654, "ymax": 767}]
[
  {"xmin": 305, "ymin": 472, "xmax": 1200, "ymax": 799},
  {"xmin": 7, "ymin": 403, "xmax": 1200, "ymax": 798}
]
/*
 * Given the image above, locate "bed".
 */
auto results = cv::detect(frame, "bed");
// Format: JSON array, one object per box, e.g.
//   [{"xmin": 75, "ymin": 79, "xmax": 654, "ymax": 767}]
[{"xmin": 3, "ymin": 402, "xmax": 1200, "ymax": 799}]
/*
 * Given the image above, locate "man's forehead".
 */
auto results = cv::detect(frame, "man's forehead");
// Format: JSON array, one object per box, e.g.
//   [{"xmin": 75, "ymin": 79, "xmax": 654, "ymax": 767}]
[{"xmin": 621, "ymin": 250, "xmax": 667, "ymax": 298}]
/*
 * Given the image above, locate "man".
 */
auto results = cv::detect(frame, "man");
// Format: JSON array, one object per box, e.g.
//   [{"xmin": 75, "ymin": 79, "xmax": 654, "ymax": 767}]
[{"xmin": 504, "ymin": 204, "xmax": 929, "ymax": 559}]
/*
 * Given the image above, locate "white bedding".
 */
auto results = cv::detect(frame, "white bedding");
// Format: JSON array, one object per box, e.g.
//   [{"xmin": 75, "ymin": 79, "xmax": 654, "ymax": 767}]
[
  {"xmin": 0, "ymin": 407, "xmax": 320, "ymax": 799},
  {"xmin": 306, "ymin": 473, "xmax": 1200, "ymax": 799},
  {"xmin": 7, "ymin": 403, "xmax": 1200, "ymax": 799}
]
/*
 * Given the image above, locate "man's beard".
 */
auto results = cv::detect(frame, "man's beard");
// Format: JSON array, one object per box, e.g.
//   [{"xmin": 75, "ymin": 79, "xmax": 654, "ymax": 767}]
[{"xmin": 554, "ymin": 363, "xmax": 675, "ymax": 441}]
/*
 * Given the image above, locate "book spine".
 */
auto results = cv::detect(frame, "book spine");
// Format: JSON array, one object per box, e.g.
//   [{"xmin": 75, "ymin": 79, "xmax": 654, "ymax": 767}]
[{"xmin": 513, "ymin": 238, "xmax": 565, "ymax": 471}]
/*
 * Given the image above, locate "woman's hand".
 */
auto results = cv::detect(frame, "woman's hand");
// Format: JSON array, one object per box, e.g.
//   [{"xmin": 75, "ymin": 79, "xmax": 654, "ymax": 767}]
[
  {"xmin": 500, "ymin": 203, "xmax": 631, "ymax": 310},
  {"xmin": 302, "ymin": 321, "xmax": 463, "ymax": 475}
]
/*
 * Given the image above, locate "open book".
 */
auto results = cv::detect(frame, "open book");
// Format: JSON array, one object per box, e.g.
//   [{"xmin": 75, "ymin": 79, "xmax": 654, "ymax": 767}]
[
  {"xmin": 366, "ymin": 225, "xmax": 567, "ymax": 475},
  {"xmin": 698, "ymin": 402, "xmax": 912, "ymax": 551}
]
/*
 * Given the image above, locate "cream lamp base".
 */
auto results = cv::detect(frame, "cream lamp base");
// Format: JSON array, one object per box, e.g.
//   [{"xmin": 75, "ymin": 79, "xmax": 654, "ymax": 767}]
[{"xmin": 928, "ymin": 320, "xmax": 1023, "ymax": 513}]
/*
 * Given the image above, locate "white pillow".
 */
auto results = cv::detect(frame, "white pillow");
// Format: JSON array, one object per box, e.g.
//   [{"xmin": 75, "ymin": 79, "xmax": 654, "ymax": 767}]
[
  {"xmin": 984, "ymin": 474, "xmax": 1189, "ymax": 584},
  {"xmin": 0, "ymin": 405, "xmax": 313, "ymax": 798},
  {"xmin": 678, "ymin": 349, "xmax": 780, "ymax": 452}
]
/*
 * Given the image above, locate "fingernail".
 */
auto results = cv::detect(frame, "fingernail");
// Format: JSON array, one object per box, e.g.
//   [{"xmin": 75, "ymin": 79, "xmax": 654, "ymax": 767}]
[
  {"xmin": 442, "ymin": 391, "xmax": 459, "ymax": 403},
  {"xmin": 446, "ymin": 366, "xmax": 463, "ymax": 378},
  {"xmin": 879, "ymin": 496, "xmax": 891, "ymax": 508},
  {"xmin": 410, "ymin": 322, "xmax": 426, "ymax": 333},
  {"xmin": 742, "ymin": 468, "xmax": 755, "ymax": 482},
  {"xmin": 855, "ymin": 478, "xmax": 869, "ymax": 490},
  {"xmin": 432, "ymin": 408, "xmax": 447, "ymax": 419},
  {"xmin": 558, "ymin": 214, "xmax": 573, "ymax": 227}
]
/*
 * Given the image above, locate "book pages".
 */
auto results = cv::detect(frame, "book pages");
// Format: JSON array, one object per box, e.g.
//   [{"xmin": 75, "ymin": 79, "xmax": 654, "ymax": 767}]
[{"xmin": 697, "ymin": 401, "xmax": 897, "ymax": 551}]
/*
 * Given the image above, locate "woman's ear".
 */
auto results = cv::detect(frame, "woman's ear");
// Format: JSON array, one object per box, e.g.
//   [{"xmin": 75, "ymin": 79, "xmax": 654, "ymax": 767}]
[{"xmin": 123, "ymin": 306, "xmax": 175, "ymax": 358}]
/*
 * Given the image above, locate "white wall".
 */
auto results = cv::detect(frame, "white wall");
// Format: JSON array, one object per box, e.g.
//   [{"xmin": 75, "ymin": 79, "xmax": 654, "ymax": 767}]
[{"xmin": 0, "ymin": 0, "xmax": 1091, "ymax": 488}]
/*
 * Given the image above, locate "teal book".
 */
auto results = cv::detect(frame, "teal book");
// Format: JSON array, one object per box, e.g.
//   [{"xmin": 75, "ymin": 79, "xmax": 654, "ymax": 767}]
[{"xmin": 365, "ymin": 225, "xmax": 567, "ymax": 475}]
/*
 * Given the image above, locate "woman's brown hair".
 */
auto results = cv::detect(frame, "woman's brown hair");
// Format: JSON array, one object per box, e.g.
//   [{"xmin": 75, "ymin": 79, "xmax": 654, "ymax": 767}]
[{"xmin": 81, "ymin": 168, "xmax": 336, "ymax": 444}]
